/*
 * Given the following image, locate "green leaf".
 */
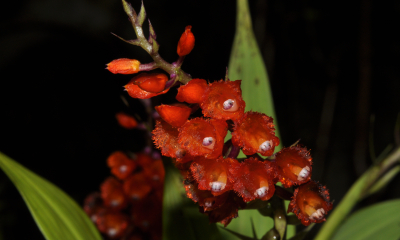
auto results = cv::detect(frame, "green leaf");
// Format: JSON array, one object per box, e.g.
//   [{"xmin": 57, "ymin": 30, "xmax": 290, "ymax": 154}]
[
  {"xmin": 332, "ymin": 200, "xmax": 400, "ymax": 240},
  {"xmin": 315, "ymin": 147, "xmax": 400, "ymax": 240},
  {"xmin": 225, "ymin": 0, "xmax": 295, "ymax": 238},
  {"xmin": 162, "ymin": 159, "xmax": 222, "ymax": 240},
  {"xmin": 0, "ymin": 152, "xmax": 101, "ymax": 240},
  {"xmin": 228, "ymin": 0, "xmax": 280, "ymax": 135}
]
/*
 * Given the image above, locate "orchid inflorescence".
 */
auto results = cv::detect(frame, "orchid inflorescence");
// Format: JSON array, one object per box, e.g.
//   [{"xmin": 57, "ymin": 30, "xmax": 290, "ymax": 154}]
[
  {"xmin": 84, "ymin": 112, "xmax": 165, "ymax": 240},
  {"xmin": 105, "ymin": 0, "xmax": 333, "ymax": 231}
]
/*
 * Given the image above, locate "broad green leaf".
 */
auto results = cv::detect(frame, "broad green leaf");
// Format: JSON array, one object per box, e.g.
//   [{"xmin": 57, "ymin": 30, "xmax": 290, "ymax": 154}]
[
  {"xmin": 315, "ymin": 147, "xmax": 400, "ymax": 240},
  {"xmin": 162, "ymin": 160, "xmax": 222, "ymax": 240},
  {"xmin": 0, "ymin": 152, "xmax": 101, "ymax": 240},
  {"xmin": 223, "ymin": 0, "xmax": 295, "ymax": 239},
  {"xmin": 332, "ymin": 200, "xmax": 400, "ymax": 240},
  {"xmin": 228, "ymin": 0, "xmax": 280, "ymax": 134}
]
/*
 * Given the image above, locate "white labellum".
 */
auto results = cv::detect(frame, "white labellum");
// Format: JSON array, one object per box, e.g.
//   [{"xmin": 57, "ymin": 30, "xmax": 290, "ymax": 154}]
[
  {"xmin": 297, "ymin": 166, "xmax": 311, "ymax": 181},
  {"xmin": 258, "ymin": 140, "xmax": 273, "ymax": 152},
  {"xmin": 223, "ymin": 99, "xmax": 239, "ymax": 111},
  {"xmin": 202, "ymin": 137, "xmax": 215, "ymax": 150},
  {"xmin": 254, "ymin": 186, "xmax": 269, "ymax": 198},
  {"xmin": 209, "ymin": 181, "xmax": 226, "ymax": 192},
  {"xmin": 309, "ymin": 208, "xmax": 325, "ymax": 220}
]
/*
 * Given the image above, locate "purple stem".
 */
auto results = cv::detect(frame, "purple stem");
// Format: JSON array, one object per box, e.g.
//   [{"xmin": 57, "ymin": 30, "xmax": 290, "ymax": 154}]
[{"xmin": 139, "ymin": 62, "xmax": 157, "ymax": 71}]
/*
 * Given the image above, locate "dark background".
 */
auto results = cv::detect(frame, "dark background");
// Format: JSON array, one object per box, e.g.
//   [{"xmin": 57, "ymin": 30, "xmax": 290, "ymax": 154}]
[{"xmin": 0, "ymin": 0, "xmax": 399, "ymax": 239}]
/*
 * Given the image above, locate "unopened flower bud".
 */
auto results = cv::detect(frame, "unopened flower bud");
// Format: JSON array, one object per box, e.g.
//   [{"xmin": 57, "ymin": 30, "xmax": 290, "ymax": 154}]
[
  {"xmin": 177, "ymin": 25, "xmax": 195, "ymax": 57},
  {"xmin": 106, "ymin": 58, "xmax": 140, "ymax": 74}
]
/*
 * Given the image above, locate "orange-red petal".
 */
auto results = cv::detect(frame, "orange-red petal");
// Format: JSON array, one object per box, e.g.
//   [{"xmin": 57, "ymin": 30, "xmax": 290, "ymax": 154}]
[
  {"xmin": 133, "ymin": 73, "xmax": 168, "ymax": 93},
  {"xmin": 231, "ymin": 111, "xmax": 280, "ymax": 156},
  {"xmin": 125, "ymin": 74, "xmax": 169, "ymax": 99},
  {"xmin": 83, "ymin": 192, "xmax": 105, "ymax": 223},
  {"xmin": 107, "ymin": 151, "xmax": 137, "ymax": 180},
  {"xmin": 288, "ymin": 181, "xmax": 333, "ymax": 226},
  {"xmin": 202, "ymin": 191, "xmax": 246, "ymax": 227},
  {"xmin": 100, "ymin": 177, "xmax": 128, "ymax": 210},
  {"xmin": 274, "ymin": 145, "xmax": 312, "ymax": 187},
  {"xmin": 230, "ymin": 158, "xmax": 275, "ymax": 202},
  {"xmin": 177, "ymin": 25, "xmax": 195, "ymax": 57},
  {"xmin": 107, "ymin": 58, "xmax": 140, "ymax": 74},
  {"xmin": 152, "ymin": 119, "xmax": 190, "ymax": 160},
  {"xmin": 190, "ymin": 157, "xmax": 234, "ymax": 196},
  {"xmin": 123, "ymin": 173, "xmax": 152, "ymax": 201},
  {"xmin": 131, "ymin": 194, "xmax": 162, "ymax": 232},
  {"xmin": 143, "ymin": 159, "xmax": 165, "ymax": 188},
  {"xmin": 201, "ymin": 80, "xmax": 245, "ymax": 121},
  {"xmin": 178, "ymin": 118, "xmax": 223, "ymax": 159},
  {"xmin": 96, "ymin": 211, "xmax": 130, "ymax": 239},
  {"xmin": 176, "ymin": 78, "xmax": 208, "ymax": 103},
  {"xmin": 184, "ymin": 180, "xmax": 229, "ymax": 211},
  {"xmin": 155, "ymin": 104, "xmax": 192, "ymax": 128}
]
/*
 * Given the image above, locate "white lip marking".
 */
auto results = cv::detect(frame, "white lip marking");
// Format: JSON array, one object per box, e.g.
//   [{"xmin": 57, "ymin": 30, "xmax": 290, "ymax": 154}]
[
  {"xmin": 297, "ymin": 166, "xmax": 311, "ymax": 180},
  {"xmin": 254, "ymin": 186, "xmax": 269, "ymax": 198},
  {"xmin": 209, "ymin": 181, "xmax": 226, "ymax": 191},
  {"xmin": 202, "ymin": 137, "xmax": 214, "ymax": 146},
  {"xmin": 309, "ymin": 208, "xmax": 325, "ymax": 220},
  {"xmin": 110, "ymin": 199, "xmax": 120, "ymax": 206},
  {"xmin": 119, "ymin": 165, "xmax": 127, "ymax": 172},
  {"xmin": 223, "ymin": 99, "xmax": 239, "ymax": 112},
  {"xmin": 205, "ymin": 201, "xmax": 213, "ymax": 207},
  {"xmin": 258, "ymin": 140, "xmax": 273, "ymax": 152},
  {"xmin": 202, "ymin": 137, "xmax": 215, "ymax": 150},
  {"xmin": 108, "ymin": 228, "xmax": 117, "ymax": 237}
]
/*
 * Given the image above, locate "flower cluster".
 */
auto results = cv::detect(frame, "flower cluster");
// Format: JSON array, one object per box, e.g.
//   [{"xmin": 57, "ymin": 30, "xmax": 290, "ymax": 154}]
[
  {"xmin": 84, "ymin": 112, "xmax": 164, "ymax": 239},
  {"xmin": 84, "ymin": 150, "xmax": 164, "ymax": 240},
  {"xmin": 105, "ymin": 0, "xmax": 332, "ymax": 228},
  {"xmin": 152, "ymin": 78, "xmax": 332, "ymax": 226}
]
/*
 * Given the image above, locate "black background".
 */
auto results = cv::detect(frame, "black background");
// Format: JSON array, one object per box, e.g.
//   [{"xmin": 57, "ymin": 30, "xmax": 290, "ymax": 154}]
[{"xmin": 0, "ymin": 0, "xmax": 399, "ymax": 239}]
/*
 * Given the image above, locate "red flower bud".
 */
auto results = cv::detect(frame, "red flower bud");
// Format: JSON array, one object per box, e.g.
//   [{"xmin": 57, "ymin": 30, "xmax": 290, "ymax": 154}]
[
  {"xmin": 176, "ymin": 78, "xmax": 208, "ymax": 104},
  {"xmin": 288, "ymin": 181, "xmax": 333, "ymax": 226},
  {"xmin": 107, "ymin": 58, "xmax": 140, "ymax": 74},
  {"xmin": 115, "ymin": 112, "xmax": 138, "ymax": 129},
  {"xmin": 155, "ymin": 104, "xmax": 192, "ymax": 128},
  {"xmin": 134, "ymin": 73, "xmax": 168, "ymax": 93},
  {"xmin": 177, "ymin": 25, "xmax": 195, "ymax": 57},
  {"xmin": 231, "ymin": 111, "xmax": 280, "ymax": 156},
  {"xmin": 274, "ymin": 145, "xmax": 312, "ymax": 187},
  {"xmin": 124, "ymin": 73, "xmax": 169, "ymax": 99}
]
